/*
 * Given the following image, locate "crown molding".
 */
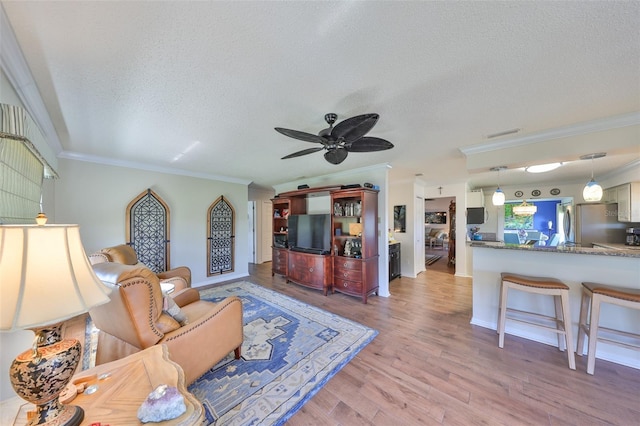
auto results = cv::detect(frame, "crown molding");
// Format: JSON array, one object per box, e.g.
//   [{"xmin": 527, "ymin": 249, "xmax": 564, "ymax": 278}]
[
  {"xmin": 459, "ymin": 112, "xmax": 640, "ymax": 156},
  {"xmin": 0, "ymin": 4, "xmax": 63, "ymax": 154},
  {"xmin": 58, "ymin": 151, "xmax": 252, "ymax": 185}
]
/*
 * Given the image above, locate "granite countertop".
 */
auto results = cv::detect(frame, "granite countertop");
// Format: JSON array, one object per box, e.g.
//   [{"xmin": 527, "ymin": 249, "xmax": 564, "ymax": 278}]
[{"xmin": 468, "ymin": 241, "xmax": 640, "ymax": 258}]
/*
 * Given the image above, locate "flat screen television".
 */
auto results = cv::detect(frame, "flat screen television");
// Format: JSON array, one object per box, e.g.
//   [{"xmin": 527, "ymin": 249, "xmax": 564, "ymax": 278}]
[{"xmin": 288, "ymin": 214, "xmax": 331, "ymax": 254}]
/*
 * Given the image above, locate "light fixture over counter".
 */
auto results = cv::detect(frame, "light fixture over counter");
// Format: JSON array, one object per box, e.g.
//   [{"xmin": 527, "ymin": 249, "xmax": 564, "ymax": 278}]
[
  {"xmin": 513, "ymin": 200, "xmax": 537, "ymax": 216},
  {"xmin": 490, "ymin": 166, "xmax": 507, "ymax": 206},
  {"xmin": 581, "ymin": 152, "xmax": 606, "ymax": 202}
]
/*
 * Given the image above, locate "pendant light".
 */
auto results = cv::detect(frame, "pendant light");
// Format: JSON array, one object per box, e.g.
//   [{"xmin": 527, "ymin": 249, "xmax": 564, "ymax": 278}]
[
  {"xmin": 513, "ymin": 200, "xmax": 537, "ymax": 216},
  {"xmin": 490, "ymin": 166, "xmax": 506, "ymax": 206},
  {"xmin": 580, "ymin": 153, "xmax": 606, "ymax": 202}
]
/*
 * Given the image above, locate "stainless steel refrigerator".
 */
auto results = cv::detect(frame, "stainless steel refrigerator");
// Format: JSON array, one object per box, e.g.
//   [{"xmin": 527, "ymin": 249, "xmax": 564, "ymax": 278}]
[{"xmin": 557, "ymin": 203, "xmax": 626, "ymax": 247}]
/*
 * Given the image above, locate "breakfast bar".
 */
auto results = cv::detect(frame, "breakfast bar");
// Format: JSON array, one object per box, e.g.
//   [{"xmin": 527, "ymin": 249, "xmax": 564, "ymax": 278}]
[{"xmin": 470, "ymin": 242, "xmax": 640, "ymax": 370}]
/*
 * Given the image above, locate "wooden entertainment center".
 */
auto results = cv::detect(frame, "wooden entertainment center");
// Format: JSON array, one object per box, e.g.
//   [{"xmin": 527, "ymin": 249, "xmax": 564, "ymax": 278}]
[{"xmin": 271, "ymin": 185, "xmax": 379, "ymax": 303}]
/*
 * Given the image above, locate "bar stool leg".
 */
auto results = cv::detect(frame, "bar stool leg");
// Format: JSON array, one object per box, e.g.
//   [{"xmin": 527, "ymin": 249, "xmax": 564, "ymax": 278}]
[
  {"xmin": 497, "ymin": 279, "xmax": 504, "ymax": 335},
  {"xmin": 553, "ymin": 295, "xmax": 566, "ymax": 351},
  {"xmin": 498, "ymin": 282, "xmax": 509, "ymax": 348},
  {"xmin": 560, "ymin": 290, "xmax": 576, "ymax": 370},
  {"xmin": 586, "ymin": 293, "xmax": 602, "ymax": 375},
  {"xmin": 576, "ymin": 288, "xmax": 591, "ymax": 356}
]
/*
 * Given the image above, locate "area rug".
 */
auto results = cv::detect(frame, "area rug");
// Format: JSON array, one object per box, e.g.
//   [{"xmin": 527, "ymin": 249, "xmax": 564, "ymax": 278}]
[
  {"xmin": 189, "ymin": 281, "xmax": 377, "ymax": 425},
  {"xmin": 425, "ymin": 254, "xmax": 442, "ymax": 265},
  {"xmin": 84, "ymin": 281, "xmax": 377, "ymax": 425}
]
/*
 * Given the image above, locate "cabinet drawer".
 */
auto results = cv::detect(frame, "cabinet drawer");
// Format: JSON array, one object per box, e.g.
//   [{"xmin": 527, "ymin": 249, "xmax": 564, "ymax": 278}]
[
  {"xmin": 334, "ymin": 258, "xmax": 361, "ymax": 272},
  {"xmin": 334, "ymin": 268, "xmax": 362, "ymax": 282},
  {"xmin": 334, "ymin": 278, "xmax": 362, "ymax": 293}
]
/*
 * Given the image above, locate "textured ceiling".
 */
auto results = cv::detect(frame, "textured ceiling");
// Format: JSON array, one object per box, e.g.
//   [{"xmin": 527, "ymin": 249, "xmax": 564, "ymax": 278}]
[{"xmin": 2, "ymin": 1, "xmax": 639, "ymax": 190}]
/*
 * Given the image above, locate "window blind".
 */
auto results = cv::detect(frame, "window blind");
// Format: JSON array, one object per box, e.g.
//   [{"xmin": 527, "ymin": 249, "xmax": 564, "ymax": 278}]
[{"xmin": 0, "ymin": 136, "xmax": 43, "ymax": 224}]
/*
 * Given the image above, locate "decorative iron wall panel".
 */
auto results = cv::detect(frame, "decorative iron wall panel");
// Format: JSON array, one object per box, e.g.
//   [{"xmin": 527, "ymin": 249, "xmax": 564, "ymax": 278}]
[
  {"xmin": 126, "ymin": 189, "xmax": 170, "ymax": 273},
  {"xmin": 208, "ymin": 196, "xmax": 235, "ymax": 275}
]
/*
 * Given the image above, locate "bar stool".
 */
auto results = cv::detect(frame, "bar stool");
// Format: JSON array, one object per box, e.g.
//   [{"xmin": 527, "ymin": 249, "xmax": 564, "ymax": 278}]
[
  {"xmin": 498, "ymin": 273, "xmax": 576, "ymax": 370},
  {"xmin": 576, "ymin": 282, "xmax": 640, "ymax": 375}
]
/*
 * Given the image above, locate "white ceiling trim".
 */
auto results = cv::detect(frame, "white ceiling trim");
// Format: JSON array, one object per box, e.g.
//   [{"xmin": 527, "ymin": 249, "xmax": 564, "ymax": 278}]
[
  {"xmin": 0, "ymin": 4, "xmax": 62, "ymax": 156},
  {"xmin": 58, "ymin": 150, "xmax": 252, "ymax": 185},
  {"xmin": 459, "ymin": 111, "xmax": 640, "ymax": 156}
]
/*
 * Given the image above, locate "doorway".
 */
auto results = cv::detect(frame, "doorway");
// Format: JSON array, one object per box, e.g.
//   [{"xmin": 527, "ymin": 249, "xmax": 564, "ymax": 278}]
[{"xmin": 425, "ymin": 196, "xmax": 455, "ymax": 274}]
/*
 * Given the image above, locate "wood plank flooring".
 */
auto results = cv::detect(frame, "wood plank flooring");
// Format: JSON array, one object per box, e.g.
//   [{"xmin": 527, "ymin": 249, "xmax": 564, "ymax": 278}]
[{"xmin": 248, "ymin": 261, "xmax": 640, "ymax": 425}]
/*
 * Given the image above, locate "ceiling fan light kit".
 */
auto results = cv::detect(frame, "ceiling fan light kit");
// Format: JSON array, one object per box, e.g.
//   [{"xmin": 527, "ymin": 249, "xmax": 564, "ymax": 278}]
[
  {"xmin": 276, "ymin": 113, "xmax": 394, "ymax": 165},
  {"xmin": 580, "ymin": 152, "xmax": 606, "ymax": 202}
]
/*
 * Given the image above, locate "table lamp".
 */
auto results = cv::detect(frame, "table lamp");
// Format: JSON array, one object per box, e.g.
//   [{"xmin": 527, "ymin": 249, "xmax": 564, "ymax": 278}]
[{"xmin": 0, "ymin": 222, "xmax": 112, "ymax": 426}]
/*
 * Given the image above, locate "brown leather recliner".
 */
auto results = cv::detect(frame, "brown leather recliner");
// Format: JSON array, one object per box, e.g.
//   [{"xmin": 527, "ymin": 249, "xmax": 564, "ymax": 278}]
[
  {"xmin": 89, "ymin": 244, "xmax": 191, "ymax": 292},
  {"xmin": 89, "ymin": 262, "xmax": 243, "ymax": 385}
]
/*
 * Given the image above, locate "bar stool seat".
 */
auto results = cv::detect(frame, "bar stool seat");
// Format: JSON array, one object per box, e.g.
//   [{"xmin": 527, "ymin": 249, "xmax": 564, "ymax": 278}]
[
  {"xmin": 498, "ymin": 273, "xmax": 576, "ymax": 370},
  {"xmin": 577, "ymin": 282, "xmax": 640, "ymax": 375}
]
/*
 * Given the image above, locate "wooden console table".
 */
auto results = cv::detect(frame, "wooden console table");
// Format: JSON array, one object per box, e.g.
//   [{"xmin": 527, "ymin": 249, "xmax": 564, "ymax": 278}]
[{"xmin": 8, "ymin": 345, "xmax": 203, "ymax": 426}]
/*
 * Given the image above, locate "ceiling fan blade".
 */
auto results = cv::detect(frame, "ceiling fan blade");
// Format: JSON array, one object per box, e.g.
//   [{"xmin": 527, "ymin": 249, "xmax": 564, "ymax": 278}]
[
  {"xmin": 346, "ymin": 137, "xmax": 394, "ymax": 152},
  {"xmin": 275, "ymin": 127, "xmax": 326, "ymax": 144},
  {"xmin": 324, "ymin": 147, "xmax": 348, "ymax": 165},
  {"xmin": 281, "ymin": 147, "xmax": 324, "ymax": 159},
  {"xmin": 331, "ymin": 113, "xmax": 379, "ymax": 142}
]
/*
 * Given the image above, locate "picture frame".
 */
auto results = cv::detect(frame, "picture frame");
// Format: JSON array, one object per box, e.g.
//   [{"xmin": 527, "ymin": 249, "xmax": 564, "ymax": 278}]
[
  {"xmin": 425, "ymin": 211, "xmax": 447, "ymax": 224},
  {"xmin": 393, "ymin": 205, "xmax": 406, "ymax": 233}
]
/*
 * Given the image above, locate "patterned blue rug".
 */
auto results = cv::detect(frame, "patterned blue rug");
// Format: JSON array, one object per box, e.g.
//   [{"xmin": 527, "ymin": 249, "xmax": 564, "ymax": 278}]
[{"xmin": 188, "ymin": 281, "xmax": 378, "ymax": 425}]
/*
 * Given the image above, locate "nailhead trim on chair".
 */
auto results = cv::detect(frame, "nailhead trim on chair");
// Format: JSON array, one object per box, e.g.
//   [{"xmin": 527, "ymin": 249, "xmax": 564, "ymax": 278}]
[
  {"xmin": 165, "ymin": 297, "xmax": 243, "ymax": 341},
  {"xmin": 121, "ymin": 279, "xmax": 164, "ymax": 340}
]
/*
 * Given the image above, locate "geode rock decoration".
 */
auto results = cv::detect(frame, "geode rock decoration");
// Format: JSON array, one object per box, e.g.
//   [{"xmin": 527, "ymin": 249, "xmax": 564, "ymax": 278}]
[{"xmin": 137, "ymin": 384, "xmax": 186, "ymax": 423}]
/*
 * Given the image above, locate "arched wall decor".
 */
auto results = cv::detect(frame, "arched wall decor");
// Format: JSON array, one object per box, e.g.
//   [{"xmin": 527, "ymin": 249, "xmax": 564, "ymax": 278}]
[
  {"xmin": 126, "ymin": 188, "xmax": 170, "ymax": 273},
  {"xmin": 207, "ymin": 195, "xmax": 235, "ymax": 276}
]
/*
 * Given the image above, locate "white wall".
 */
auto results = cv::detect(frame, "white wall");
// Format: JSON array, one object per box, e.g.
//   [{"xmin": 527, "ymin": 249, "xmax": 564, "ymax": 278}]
[
  {"xmin": 389, "ymin": 178, "xmax": 419, "ymax": 277},
  {"xmin": 54, "ymin": 158, "xmax": 250, "ymax": 287}
]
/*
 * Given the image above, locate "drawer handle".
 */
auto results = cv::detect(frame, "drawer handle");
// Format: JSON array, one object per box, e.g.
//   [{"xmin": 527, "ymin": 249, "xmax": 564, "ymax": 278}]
[
  {"xmin": 309, "ymin": 267, "xmax": 314, "ymax": 272},
  {"xmin": 343, "ymin": 272, "xmax": 348, "ymax": 277},
  {"xmin": 343, "ymin": 282, "xmax": 348, "ymax": 287},
  {"xmin": 343, "ymin": 262, "xmax": 348, "ymax": 267}
]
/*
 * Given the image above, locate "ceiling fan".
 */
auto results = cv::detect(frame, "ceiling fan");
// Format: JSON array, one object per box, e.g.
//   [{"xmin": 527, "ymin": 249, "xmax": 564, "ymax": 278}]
[{"xmin": 275, "ymin": 113, "xmax": 394, "ymax": 165}]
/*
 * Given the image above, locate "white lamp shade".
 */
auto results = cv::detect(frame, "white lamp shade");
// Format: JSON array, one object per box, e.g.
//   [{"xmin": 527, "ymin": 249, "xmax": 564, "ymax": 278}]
[
  {"xmin": 0, "ymin": 224, "xmax": 111, "ymax": 331},
  {"xmin": 492, "ymin": 188, "xmax": 505, "ymax": 206},
  {"xmin": 583, "ymin": 179, "xmax": 603, "ymax": 202}
]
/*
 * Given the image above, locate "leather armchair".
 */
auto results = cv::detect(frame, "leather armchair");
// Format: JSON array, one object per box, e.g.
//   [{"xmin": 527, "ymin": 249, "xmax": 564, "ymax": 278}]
[
  {"xmin": 89, "ymin": 244, "xmax": 191, "ymax": 292},
  {"xmin": 89, "ymin": 262, "xmax": 243, "ymax": 385}
]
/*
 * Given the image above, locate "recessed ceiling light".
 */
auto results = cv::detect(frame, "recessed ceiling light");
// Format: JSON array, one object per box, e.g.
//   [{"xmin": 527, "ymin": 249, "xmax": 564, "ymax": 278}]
[{"xmin": 525, "ymin": 162, "xmax": 562, "ymax": 173}]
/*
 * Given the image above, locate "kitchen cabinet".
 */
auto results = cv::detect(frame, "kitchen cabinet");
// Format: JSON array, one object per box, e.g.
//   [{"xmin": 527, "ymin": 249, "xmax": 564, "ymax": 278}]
[
  {"xmin": 616, "ymin": 182, "xmax": 640, "ymax": 222},
  {"xmin": 467, "ymin": 189, "xmax": 485, "ymax": 208},
  {"xmin": 389, "ymin": 242, "xmax": 401, "ymax": 281},
  {"xmin": 602, "ymin": 187, "xmax": 618, "ymax": 204}
]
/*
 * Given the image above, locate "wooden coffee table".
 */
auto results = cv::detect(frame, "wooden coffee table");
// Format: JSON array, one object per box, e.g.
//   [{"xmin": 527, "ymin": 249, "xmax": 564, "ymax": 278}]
[{"xmin": 9, "ymin": 345, "xmax": 203, "ymax": 425}]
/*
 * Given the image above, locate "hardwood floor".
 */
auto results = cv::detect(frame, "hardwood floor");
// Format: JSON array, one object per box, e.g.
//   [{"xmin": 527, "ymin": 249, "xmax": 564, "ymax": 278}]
[{"xmin": 249, "ymin": 262, "xmax": 640, "ymax": 425}]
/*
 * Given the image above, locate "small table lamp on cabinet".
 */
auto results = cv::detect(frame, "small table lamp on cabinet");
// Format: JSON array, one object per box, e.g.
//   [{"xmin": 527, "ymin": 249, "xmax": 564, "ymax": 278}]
[{"xmin": 0, "ymin": 223, "xmax": 112, "ymax": 426}]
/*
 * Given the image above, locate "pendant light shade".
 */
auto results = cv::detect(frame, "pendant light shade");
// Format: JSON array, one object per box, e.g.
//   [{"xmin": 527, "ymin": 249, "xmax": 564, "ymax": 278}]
[
  {"xmin": 583, "ymin": 178, "xmax": 603, "ymax": 202},
  {"xmin": 490, "ymin": 166, "xmax": 507, "ymax": 206},
  {"xmin": 492, "ymin": 188, "xmax": 505, "ymax": 206},
  {"xmin": 580, "ymin": 153, "xmax": 606, "ymax": 202}
]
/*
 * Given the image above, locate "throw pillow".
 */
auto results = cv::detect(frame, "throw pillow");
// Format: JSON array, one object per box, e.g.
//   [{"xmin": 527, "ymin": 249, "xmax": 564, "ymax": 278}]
[
  {"xmin": 155, "ymin": 313, "xmax": 181, "ymax": 334},
  {"xmin": 163, "ymin": 296, "xmax": 189, "ymax": 326}
]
